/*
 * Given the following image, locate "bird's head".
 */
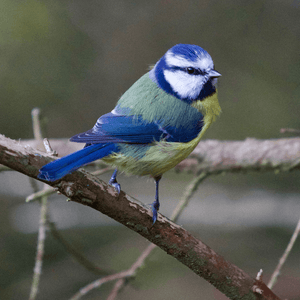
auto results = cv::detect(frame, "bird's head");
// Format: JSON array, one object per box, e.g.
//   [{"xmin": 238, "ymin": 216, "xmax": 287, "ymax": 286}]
[{"xmin": 149, "ymin": 44, "xmax": 221, "ymax": 103}]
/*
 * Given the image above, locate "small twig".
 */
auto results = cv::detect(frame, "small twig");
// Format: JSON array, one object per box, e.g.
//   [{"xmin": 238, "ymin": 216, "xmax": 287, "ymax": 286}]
[
  {"xmin": 31, "ymin": 108, "xmax": 43, "ymax": 141},
  {"xmin": 70, "ymin": 243, "xmax": 156, "ymax": 300},
  {"xmin": 256, "ymin": 269, "xmax": 263, "ymax": 281},
  {"xmin": 43, "ymin": 138, "xmax": 57, "ymax": 156},
  {"xmin": 280, "ymin": 128, "xmax": 300, "ymax": 134},
  {"xmin": 29, "ymin": 186, "xmax": 48, "ymax": 300},
  {"xmin": 69, "ymin": 270, "xmax": 134, "ymax": 300},
  {"xmin": 170, "ymin": 172, "xmax": 209, "ymax": 222},
  {"xmin": 267, "ymin": 218, "xmax": 300, "ymax": 289},
  {"xmin": 106, "ymin": 278, "xmax": 126, "ymax": 300},
  {"xmin": 29, "ymin": 108, "xmax": 49, "ymax": 300},
  {"xmin": 26, "ymin": 187, "xmax": 56, "ymax": 202},
  {"xmin": 106, "ymin": 243, "xmax": 156, "ymax": 300}
]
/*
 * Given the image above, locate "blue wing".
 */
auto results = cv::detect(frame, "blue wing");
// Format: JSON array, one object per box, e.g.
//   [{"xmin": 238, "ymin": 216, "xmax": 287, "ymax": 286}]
[{"xmin": 70, "ymin": 111, "xmax": 204, "ymax": 144}]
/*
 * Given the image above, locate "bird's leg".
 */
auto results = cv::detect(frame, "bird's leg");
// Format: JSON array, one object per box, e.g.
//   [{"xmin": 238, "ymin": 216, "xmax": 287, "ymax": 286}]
[
  {"xmin": 109, "ymin": 169, "xmax": 121, "ymax": 194},
  {"xmin": 151, "ymin": 175, "xmax": 162, "ymax": 225}
]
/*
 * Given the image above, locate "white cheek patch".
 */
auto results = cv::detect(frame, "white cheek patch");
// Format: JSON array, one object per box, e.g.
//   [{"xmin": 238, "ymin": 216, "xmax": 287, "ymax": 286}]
[{"xmin": 164, "ymin": 70, "xmax": 205, "ymax": 99}]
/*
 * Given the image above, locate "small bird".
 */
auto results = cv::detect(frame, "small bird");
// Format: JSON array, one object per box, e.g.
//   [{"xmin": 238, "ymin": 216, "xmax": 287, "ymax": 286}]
[{"xmin": 38, "ymin": 44, "xmax": 221, "ymax": 224}]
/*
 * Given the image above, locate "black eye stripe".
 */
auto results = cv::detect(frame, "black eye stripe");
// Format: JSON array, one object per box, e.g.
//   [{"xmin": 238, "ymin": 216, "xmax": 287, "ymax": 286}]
[
  {"xmin": 186, "ymin": 67, "xmax": 206, "ymax": 75},
  {"xmin": 170, "ymin": 66, "xmax": 206, "ymax": 76}
]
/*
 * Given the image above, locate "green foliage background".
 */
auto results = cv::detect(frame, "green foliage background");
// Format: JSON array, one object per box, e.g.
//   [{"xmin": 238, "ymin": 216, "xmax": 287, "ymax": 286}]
[{"xmin": 1, "ymin": 0, "xmax": 299, "ymax": 141}]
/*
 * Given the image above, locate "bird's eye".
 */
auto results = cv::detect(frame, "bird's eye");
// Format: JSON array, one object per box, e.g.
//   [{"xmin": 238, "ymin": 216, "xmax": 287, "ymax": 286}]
[{"xmin": 187, "ymin": 67, "xmax": 196, "ymax": 74}]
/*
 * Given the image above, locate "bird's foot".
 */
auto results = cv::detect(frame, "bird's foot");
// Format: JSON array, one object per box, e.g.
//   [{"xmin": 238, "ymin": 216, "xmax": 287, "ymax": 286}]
[
  {"xmin": 109, "ymin": 181, "xmax": 121, "ymax": 194},
  {"xmin": 109, "ymin": 170, "xmax": 121, "ymax": 194},
  {"xmin": 151, "ymin": 200, "xmax": 160, "ymax": 225}
]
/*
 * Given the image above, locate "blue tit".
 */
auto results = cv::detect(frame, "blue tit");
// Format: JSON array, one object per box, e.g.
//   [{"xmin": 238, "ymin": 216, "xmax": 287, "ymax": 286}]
[{"xmin": 38, "ymin": 44, "xmax": 221, "ymax": 224}]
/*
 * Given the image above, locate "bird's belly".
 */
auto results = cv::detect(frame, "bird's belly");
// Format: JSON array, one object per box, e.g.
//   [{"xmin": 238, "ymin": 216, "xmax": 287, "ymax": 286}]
[
  {"xmin": 102, "ymin": 137, "xmax": 200, "ymax": 177},
  {"xmin": 102, "ymin": 108, "xmax": 216, "ymax": 177}
]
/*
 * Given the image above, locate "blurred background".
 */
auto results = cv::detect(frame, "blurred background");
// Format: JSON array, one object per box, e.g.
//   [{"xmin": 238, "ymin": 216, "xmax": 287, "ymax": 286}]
[{"xmin": 1, "ymin": 1, "xmax": 300, "ymax": 299}]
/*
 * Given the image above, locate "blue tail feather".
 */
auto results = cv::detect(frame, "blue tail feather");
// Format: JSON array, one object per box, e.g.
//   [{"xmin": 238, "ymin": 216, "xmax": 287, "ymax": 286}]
[{"xmin": 38, "ymin": 143, "xmax": 118, "ymax": 181}]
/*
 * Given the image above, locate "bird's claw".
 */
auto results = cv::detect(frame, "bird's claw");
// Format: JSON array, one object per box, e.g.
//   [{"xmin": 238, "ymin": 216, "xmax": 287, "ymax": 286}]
[
  {"xmin": 109, "ymin": 169, "xmax": 121, "ymax": 194},
  {"xmin": 151, "ymin": 200, "xmax": 160, "ymax": 225},
  {"xmin": 109, "ymin": 179, "xmax": 121, "ymax": 194}
]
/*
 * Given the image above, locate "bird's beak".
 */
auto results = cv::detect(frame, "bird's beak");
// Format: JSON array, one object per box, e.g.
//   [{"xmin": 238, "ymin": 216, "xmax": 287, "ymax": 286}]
[{"xmin": 209, "ymin": 70, "xmax": 221, "ymax": 78}]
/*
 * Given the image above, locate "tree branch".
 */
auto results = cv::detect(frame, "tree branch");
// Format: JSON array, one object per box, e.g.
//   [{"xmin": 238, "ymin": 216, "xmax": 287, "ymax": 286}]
[
  {"xmin": 177, "ymin": 137, "xmax": 300, "ymax": 174},
  {"xmin": 4, "ymin": 137, "xmax": 299, "ymax": 175},
  {"xmin": 0, "ymin": 134, "xmax": 286, "ymax": 300}
]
